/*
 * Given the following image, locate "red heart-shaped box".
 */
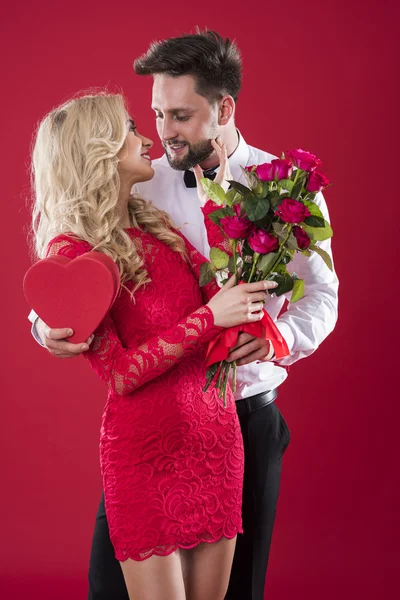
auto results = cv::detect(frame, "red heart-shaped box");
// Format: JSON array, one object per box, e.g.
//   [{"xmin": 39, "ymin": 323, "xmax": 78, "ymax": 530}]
[{"xmin": 23, "ymin": 252, "xmax": 120, "ymax": 343}]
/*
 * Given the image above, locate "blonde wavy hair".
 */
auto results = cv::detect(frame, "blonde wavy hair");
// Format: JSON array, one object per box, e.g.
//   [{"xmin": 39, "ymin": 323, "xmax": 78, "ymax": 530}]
[{"xmin": 31, "ymin": 91, "xmax": 187, "ymax": 291}]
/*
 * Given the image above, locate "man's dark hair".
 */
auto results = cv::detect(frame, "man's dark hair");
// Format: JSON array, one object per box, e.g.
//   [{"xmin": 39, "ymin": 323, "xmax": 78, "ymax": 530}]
[{"xmin": 134, "ymin": 29, "xmax": 242, "ymax": 103}]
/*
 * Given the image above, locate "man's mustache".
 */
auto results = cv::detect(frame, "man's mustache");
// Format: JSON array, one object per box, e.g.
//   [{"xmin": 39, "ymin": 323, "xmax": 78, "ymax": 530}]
[{"xmin": 163, "ymin": 140, "xmax": 188, "ymax": 147}]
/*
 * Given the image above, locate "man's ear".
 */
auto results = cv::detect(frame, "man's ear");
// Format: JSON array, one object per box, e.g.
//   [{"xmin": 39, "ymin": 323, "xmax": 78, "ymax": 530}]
[{"xmin": 218, "ymin": 95, "xmax": 235, "ymax": 125}]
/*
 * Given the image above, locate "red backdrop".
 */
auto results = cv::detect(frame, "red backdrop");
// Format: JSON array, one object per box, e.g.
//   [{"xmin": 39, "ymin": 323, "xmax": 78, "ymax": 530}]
[{"xmin": 1, "ymin": 1, "xmax": 398, "ymax": 598}]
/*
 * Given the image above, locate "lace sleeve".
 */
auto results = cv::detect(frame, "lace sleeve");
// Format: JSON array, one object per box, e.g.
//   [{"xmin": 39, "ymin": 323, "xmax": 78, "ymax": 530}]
[
  {"xmin": 84, "ymin": 306, "xmax": 218, "ymax": 396},
  {"xmin": 46, "ymin": 234, "xmax": 220, "ymax": 396},
  {"xmin": 46, "ymin": 235, "xmax": 93, "ymax": 259}
]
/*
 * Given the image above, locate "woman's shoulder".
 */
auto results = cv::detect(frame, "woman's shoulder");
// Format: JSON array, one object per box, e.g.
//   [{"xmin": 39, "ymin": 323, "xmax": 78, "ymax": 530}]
[{"xmin": 46, "ymin": 234, "xmax": 93, "ymax": 258}]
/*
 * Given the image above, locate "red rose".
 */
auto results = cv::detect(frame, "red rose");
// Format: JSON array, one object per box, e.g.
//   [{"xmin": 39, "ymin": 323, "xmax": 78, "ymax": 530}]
[
  {"xmin": 255, "ymin": 162, "xmax": 276, "ymax": 181},
  {"xmin": 255, "ymin": 159, "xmax": 293, "ymax": 182},
  {"xmin": 307, "ymin": 170, "xmax": 330, "ymax": 192},
  {"xmin": 274, "ymin": 198, "xmax": 311, "ymax": 223},
  {"xmin": 245, "ymin": 165, "xmax": 256, "ymax": 172},
  {"xmin": 285, "ymin": 148, "xmax": 322, "ymax": 172},
  {"xmin": 220, "ymin": 204, "xmax": 254, "ymax": 239},
  {"xmin": 293, "ymin": 225, "xmax": 311, "ymax": 249},
  {"xmin": 272, "ymin": 158, "xmax": 293, "ymax": 180},
  {"xmin": 248, "ymin": 229, "xmax": 279, "ymax": 254}
]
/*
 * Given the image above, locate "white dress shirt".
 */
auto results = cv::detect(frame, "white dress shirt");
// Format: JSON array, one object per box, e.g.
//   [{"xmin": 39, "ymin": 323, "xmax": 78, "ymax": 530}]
[
  {"xmin": 29, "ymin": 131, "xmax": 338, "ymax": 401},
  {"xmin": 133, "ymin": 132, "xmax": 339, "ymax": 400}
]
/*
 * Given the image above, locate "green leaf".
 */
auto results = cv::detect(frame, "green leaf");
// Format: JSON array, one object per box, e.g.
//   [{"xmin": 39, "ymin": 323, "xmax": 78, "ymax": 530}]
[
  {"xmin": 302, "ymin": 220, "xmax": 333, "ymax": 241},
  {"xmin": 199, "ymin": 262, "xmax": 216, "ymax": 287},
  {"xmin": 210, "ymin": 247, "xmax": 229, "ymax": 269},
  {"xmin": 269, "ymin": 273, "xmax": 295, "ymax": 296},
  {"xmin": 290, "ymin": 171, "xmax": 306, "ymax": 200},
  {"xmin": 278, "ymin": 179, "xmax": 294, "ymax": 192},
  {"xmin": 304, "ymin": 215, "xmax": 325, "ymax": 228},
  {"xmin": 267, "ymin": 190, "xmax": 281, "ymax": 208},
  {"xmin": 254, "ymin": 212, "xmax": 274, "ymax": 230},
  {"xmin": 207, "ymin": 207, "xmax": 233, "ymax": 226},
  {"xmin": 272, "ymin": 221, "xmax": 288, "ymax": 241},
  {"xmin": 244, "ymin": 195, "xmax": 270, "ymax": 221},
  {"xmin": 274, "ymin": 263, "xmax": 290, "ymax": 276},
  {"xmin": 225, "ymin": 189, "xmax": 236, "ymax": 207},
  {"xmin": 240, "ymin": 165, "xmax": 261, "ymax": 191},
  {"xmin": 310, "ymin": 245, "xmax": 333, "ymax": 271},
  {"xmin": 257, "ymin": 252, "xmax": 278, "ymax": 277},
  {"xmin": 303, "ymin": 199, "xmax": 324, "ymax": 220},
  {"xmin": 227, "ymin": 180, "xmax": 251, "ymax": 197},
  {"xmin": 286, "ymin": 233, "xmax": 300, "ymax": 251},
  {"xmin": 260, "ymin": 182, "xmax": 270, "ymax": 198},
  {"xmin": 291, "ymin": 278, "xmax": 305, "ymax": 303},
  {"xmin": 200, "ymin": 179, "xmax": 227, "ymax": 206}
]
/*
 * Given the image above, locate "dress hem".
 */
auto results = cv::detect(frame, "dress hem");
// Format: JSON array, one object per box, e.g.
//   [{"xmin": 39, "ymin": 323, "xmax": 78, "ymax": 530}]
[{"xmin": 116, "ymin": 529, "xmax": 243, "ymax": 563}]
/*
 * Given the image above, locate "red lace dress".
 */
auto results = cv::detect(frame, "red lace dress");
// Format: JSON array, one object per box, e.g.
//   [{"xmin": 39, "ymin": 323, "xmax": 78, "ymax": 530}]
[{"xmin": 46, "ymin": 228, "xmax": 244, "ymax": 562}]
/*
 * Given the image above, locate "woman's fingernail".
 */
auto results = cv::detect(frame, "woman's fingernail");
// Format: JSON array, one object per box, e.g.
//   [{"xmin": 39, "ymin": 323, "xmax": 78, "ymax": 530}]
[
  {"xmin": 66, "ymin": 329, "xmax": 73, "ymax": 336},
  {"xmin": 81, "ymin": 344, "xmax": 89, "ymax": 351}
]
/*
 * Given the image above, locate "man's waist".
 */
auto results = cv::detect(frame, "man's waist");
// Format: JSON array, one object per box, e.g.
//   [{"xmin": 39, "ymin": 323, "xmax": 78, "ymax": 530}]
[
  {"xmin": 232, "ymin": 363, "xmax": 287, "ymax": 401},
  {"xmin": 235, "ymin": 389, "xmax": 278, "ymax": 416}
]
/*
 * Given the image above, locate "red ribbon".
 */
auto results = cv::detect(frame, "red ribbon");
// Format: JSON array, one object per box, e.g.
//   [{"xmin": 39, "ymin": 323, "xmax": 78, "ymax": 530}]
[{"xmin": 205, "ymin": 309, "xmax": 290, "ymax": 367}]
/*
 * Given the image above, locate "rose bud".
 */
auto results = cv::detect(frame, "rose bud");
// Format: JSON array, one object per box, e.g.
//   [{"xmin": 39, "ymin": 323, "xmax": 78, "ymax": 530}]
[
  {"xmin": 245, "ymin": 165, "xmax": 256, "ymax": 172},
  {"xmin": 272, "ymin": 158, "xmax": 293, "ymax": 180},
  {"xmin": 274, "ymin": 198, "xmax": 311, "ymax": 223},
  {"xmin": 307, "ymin": 170, "xmax": 330, "ymax": 192},
  {"xmin": 293, "ymin": 225, "xmax": 311, "ymax": 249},
  {"xmin": 285, "ymin": 149, "xmax": 322, "ymax": 172},
  {"xmin": 220, "ymin": 204, "xmax": 254, "ymax": 239},
  {"xmin": 248, "ymin": 229, "xmax": 279, "ymax": 254},
  {"xmin": 255, "ymin": 162, "xmax": 276, "ymax": 181}
]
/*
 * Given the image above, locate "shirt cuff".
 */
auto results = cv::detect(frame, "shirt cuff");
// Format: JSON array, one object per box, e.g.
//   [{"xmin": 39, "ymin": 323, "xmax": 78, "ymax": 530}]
[
  {"xmin": 28, "ymin": 309, "xmax": 38, "ymax": 323},
  {"xmin": 274, "ymin": 320, "xmax": 295, "ymax": 354},
  {"xmin": 29, "ymin": 313, "xmax": 45, "ymax": 347}
]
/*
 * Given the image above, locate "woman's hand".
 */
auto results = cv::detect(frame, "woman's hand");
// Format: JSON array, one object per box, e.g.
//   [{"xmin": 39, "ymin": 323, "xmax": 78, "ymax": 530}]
[
  {"xmin": 194, "ymin": 137, "xmax": 232, "ymax": 207},
  {"xmin": 207, "ymin": 276, "xmax": 278, "ymax": 328}
]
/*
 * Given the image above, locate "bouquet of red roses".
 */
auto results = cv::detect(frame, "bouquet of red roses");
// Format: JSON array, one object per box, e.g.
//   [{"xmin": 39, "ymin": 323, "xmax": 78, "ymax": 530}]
[{"xmin": 200, "ymin": 148, "xmax": 333, "ymax": 405}]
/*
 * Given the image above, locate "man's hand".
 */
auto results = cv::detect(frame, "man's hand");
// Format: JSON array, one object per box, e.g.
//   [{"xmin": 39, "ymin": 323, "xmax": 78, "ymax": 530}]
[
  {"xmin": 226, "ymin": 333, "xmax": 274, "ymax": 366},
  {"xmin": 36, "ymin": 318, "xmax": 94, "ymax": 358}
]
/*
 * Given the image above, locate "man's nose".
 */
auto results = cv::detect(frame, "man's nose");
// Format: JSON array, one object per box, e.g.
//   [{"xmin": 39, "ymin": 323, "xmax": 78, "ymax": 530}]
[{"xmin": 160, "ymin": 118, "xmax": 178, "ymax": 142}]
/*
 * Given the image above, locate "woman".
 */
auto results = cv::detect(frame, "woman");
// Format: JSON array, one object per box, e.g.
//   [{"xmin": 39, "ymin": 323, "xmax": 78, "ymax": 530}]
[{"xmin": 31, "ymin": 92, "xmax": 276, "ymax": 600}]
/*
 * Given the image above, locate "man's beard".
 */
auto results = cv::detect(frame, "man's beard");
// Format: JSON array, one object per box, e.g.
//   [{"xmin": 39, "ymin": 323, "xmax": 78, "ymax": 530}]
[{"xmin": 163, "ymin": 138, "xmax": 215, "ymax": 171}]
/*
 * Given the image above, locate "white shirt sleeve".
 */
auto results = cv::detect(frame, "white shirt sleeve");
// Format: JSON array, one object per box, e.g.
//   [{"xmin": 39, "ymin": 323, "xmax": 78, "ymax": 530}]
[
  {"xmin": 274, "ymin": 190, "xmax": 339, "ymax": 366},
  {"xmin": 28, "ymin": 309, "xmax": 45, "ymax": 347}
]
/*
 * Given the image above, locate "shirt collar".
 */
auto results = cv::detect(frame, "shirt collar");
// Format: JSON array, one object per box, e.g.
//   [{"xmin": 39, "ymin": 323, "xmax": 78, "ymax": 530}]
[{"xmin": 228, "ymin": 129, "xmax": 250, "ymax": 181}]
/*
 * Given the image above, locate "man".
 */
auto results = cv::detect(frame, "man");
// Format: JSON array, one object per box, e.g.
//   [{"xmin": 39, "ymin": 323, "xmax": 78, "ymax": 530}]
[{"xmin": 30, "ymin": 30, "xmax": 338, "ymax": 600}]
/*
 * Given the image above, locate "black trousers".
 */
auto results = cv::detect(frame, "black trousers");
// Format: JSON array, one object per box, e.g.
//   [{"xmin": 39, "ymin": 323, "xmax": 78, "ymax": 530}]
[{"xmin": 88, "ymin": 400, "xmax": 290, "ymax": 600}]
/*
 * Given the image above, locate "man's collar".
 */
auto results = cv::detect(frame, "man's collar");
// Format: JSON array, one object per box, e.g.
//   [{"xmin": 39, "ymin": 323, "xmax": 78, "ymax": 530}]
[{"xmin": 228, "ymin": 130, "xmax": 250, "ymax": 180}]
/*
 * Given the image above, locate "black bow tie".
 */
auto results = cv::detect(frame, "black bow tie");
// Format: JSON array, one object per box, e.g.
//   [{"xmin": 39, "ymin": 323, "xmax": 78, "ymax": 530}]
[{"xmin": 184, "ymin": 168, "xmax": 217, "ymax": 188}]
